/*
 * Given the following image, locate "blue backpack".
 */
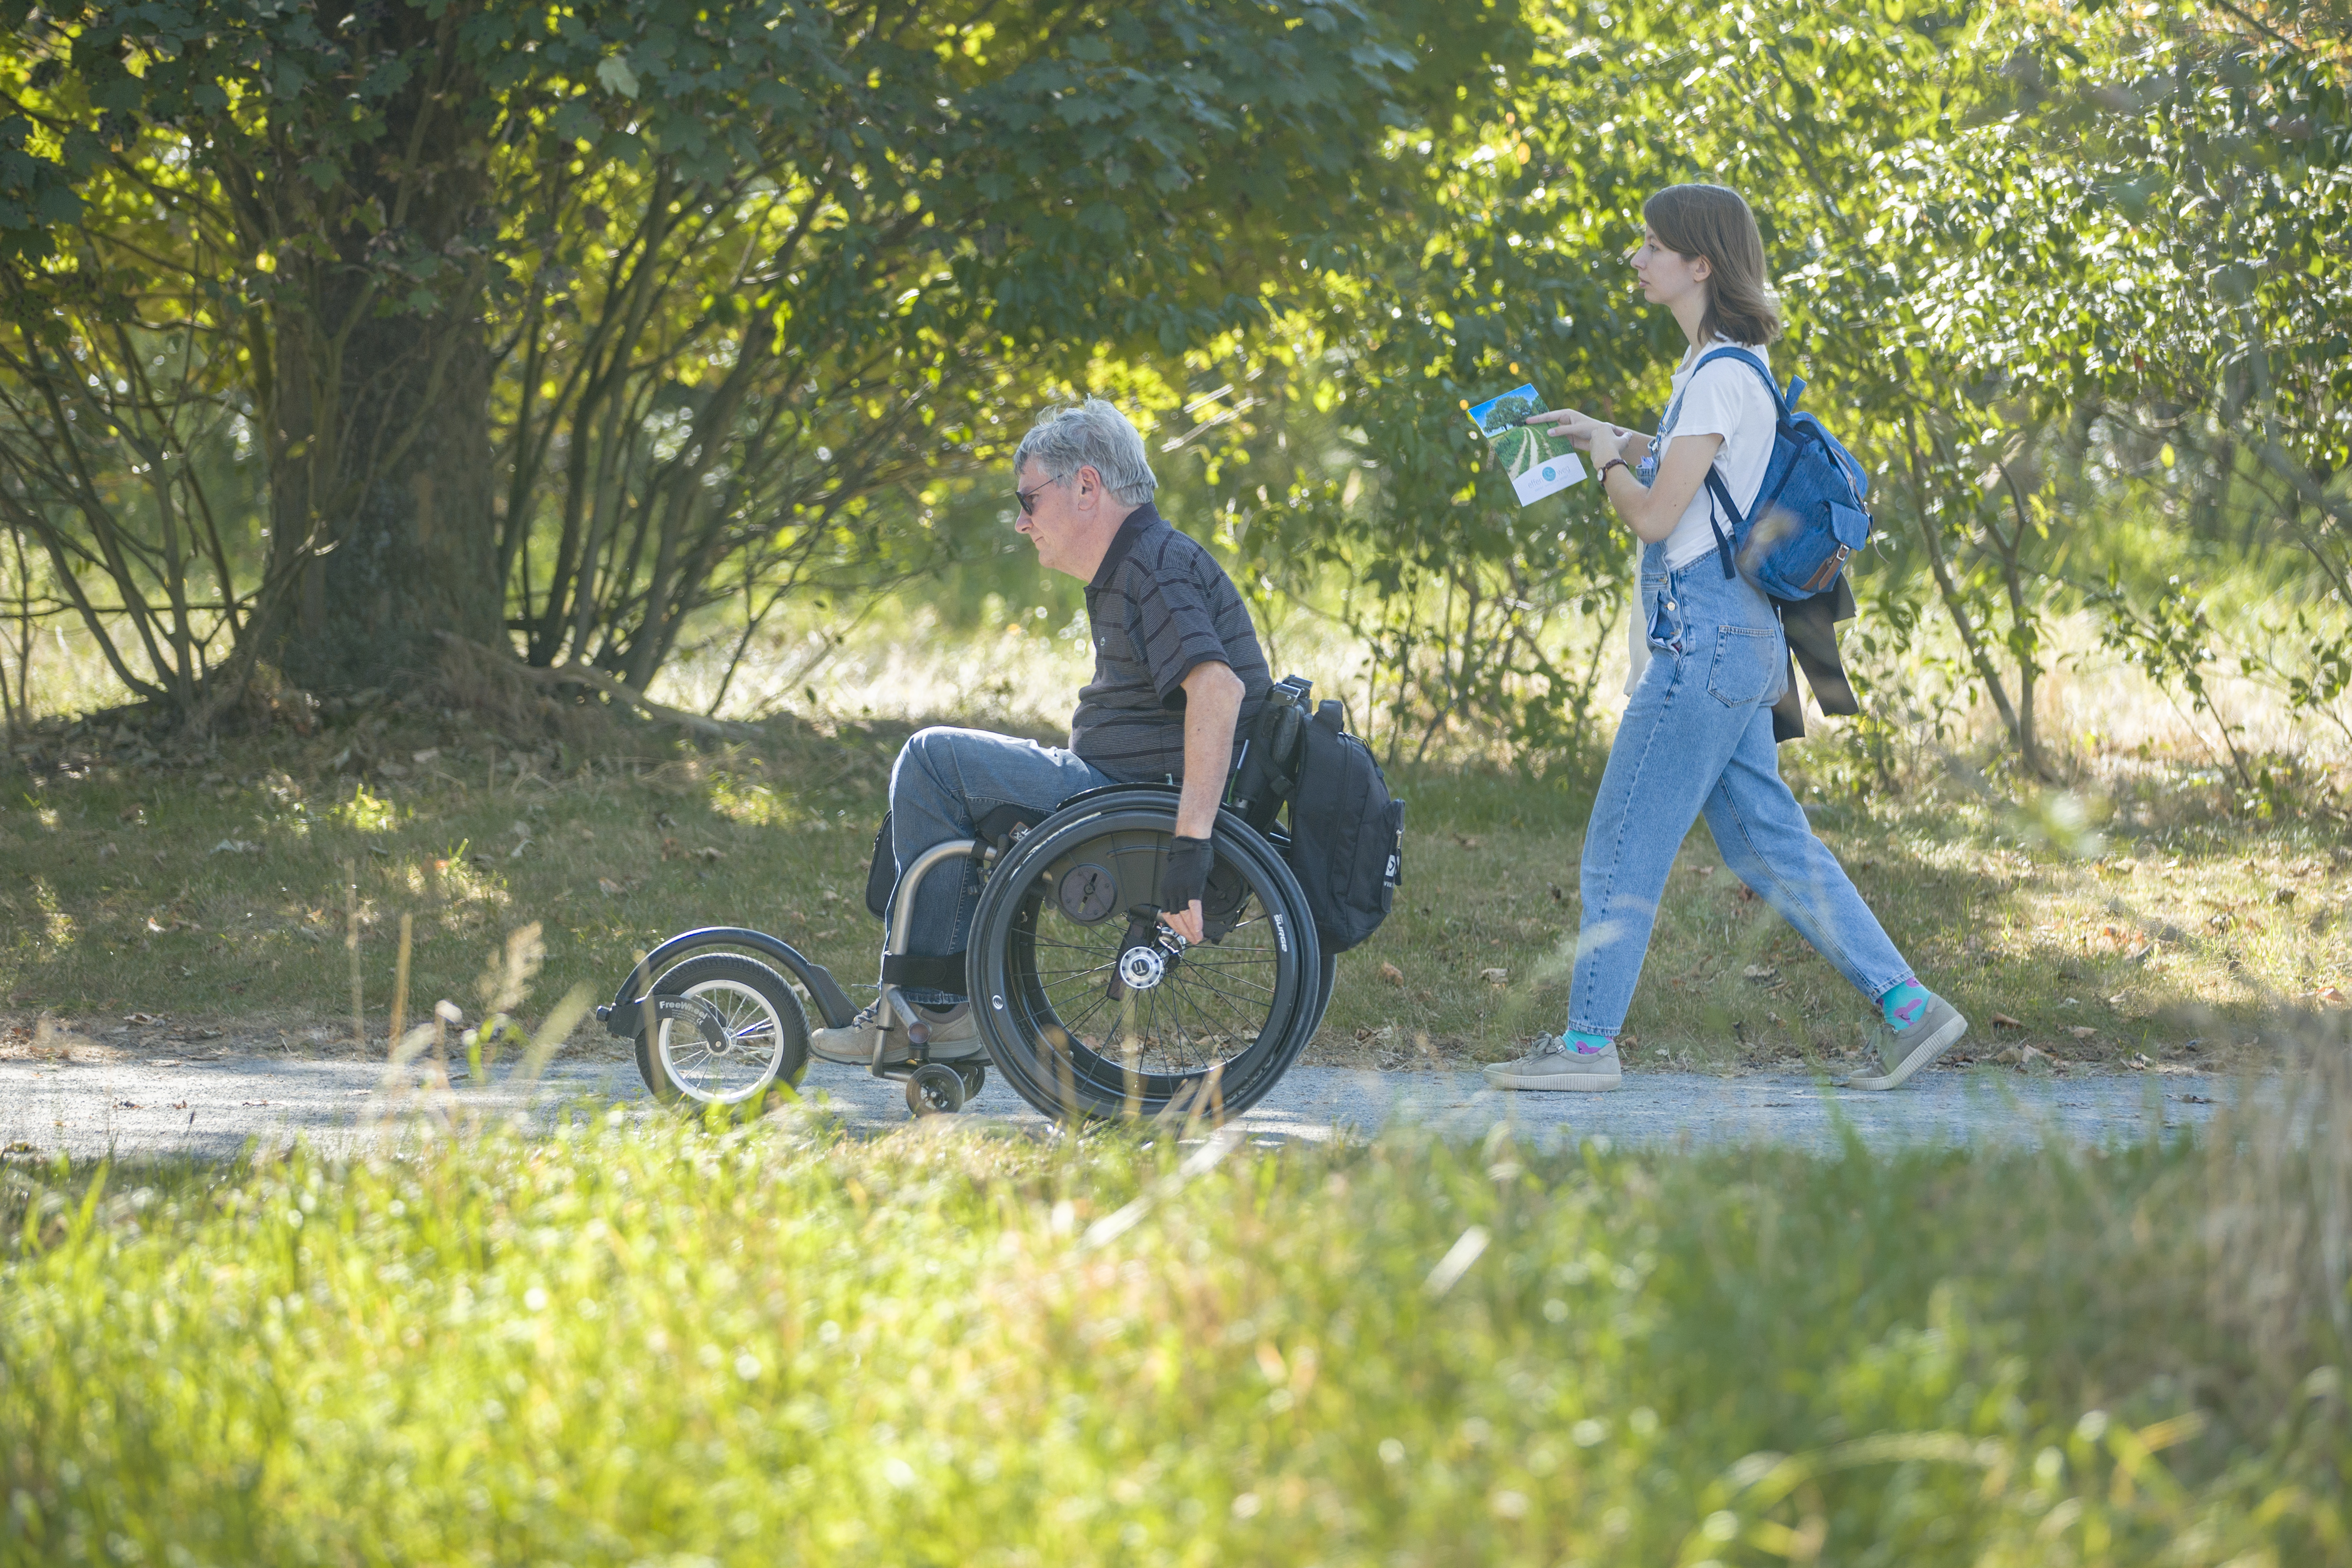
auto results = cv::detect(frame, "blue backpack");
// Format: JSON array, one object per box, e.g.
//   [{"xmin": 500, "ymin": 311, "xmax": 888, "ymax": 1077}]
[{"xmin": 1674, "ymin": 346, "xmax": 1872, "ymax": 600}]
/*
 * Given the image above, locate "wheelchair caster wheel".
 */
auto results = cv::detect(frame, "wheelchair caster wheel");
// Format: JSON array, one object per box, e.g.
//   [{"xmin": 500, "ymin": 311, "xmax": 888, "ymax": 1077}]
[
  {"xmin": 906, "ymin": 1062, "xmax": 966, "ymax": 1116},
  {"xmin": 956, "ymin": 1061, "xmax": 987, "ymax": 1100}
]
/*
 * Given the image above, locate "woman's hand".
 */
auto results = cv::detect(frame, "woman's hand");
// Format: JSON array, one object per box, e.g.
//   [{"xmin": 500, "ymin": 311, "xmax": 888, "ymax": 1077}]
[{"xmin": 1528, "ymin": 408, "xmax": 1628, "ymax": 463}]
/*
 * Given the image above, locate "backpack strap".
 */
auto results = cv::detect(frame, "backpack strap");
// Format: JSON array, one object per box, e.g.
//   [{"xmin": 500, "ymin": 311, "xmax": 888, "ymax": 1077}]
[
  {"xmin": 1691, "ymin": 345, "xmax": 1790, "ymax": 414},
  {"xmin": 1687, "ymin": 346, "xmax": 1787, "ymax": 581}
]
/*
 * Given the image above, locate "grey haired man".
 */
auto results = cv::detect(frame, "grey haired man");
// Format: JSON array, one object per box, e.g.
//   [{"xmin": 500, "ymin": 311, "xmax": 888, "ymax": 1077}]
[{"xmin": 808, "ymin": 398, "xmax": 1273, "ymax": 1064}]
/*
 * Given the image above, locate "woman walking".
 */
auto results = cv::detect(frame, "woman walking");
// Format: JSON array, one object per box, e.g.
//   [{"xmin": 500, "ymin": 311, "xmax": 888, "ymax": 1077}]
[{"xmin": 1484, "ymin": 183, "xmax": 1966, "ymax": 1092}]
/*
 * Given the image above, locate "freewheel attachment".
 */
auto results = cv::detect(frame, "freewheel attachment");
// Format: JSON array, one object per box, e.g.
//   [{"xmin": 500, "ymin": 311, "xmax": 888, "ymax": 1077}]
[{"xmin": 643, "ymin": 991, "xmax": 734, "ymax": 1054}]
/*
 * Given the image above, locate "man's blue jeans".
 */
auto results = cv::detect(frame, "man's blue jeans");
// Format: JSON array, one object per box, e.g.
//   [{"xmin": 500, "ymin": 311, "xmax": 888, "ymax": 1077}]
[
  {"xmin": 1569, "ymin": 545, "xmax": 1913, "ymax": 1038},
  {"xmin": 884, "ymin": 727, "xmax": 1114, "ymax": 1003}
]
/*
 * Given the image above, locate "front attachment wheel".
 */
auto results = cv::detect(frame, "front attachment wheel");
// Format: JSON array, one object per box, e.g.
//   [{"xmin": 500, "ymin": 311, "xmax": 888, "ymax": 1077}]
[
  {"xmin": 966, "ymin": 802, "xmax": 1322, "ymax": 1122},
  {"xmin": 637, "ymin": 952, "xmax": 810, "ymax": 1108},
  {"xmin": 906, "ymin": 1062, "xmax": 966, "ymax": 1116}
]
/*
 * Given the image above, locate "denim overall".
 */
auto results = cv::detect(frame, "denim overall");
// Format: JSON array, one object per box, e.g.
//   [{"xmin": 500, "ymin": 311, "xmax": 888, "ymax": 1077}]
[{"xmin": 1567, "ymin": 541, "xmax": 1912, "ymax": 1039}]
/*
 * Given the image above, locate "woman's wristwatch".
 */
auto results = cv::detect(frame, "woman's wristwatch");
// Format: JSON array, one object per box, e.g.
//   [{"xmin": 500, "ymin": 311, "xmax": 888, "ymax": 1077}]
[{"xmin": 1599, "ymin": 457, "xmax": 1630, "ymax": 483}]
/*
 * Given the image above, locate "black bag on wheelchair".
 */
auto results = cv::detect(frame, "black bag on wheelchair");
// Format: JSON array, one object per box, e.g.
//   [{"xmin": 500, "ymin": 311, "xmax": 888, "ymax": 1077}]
[{"xmin": 1239, "ymin": 682, "xmax": 1403, "ymax": 954}]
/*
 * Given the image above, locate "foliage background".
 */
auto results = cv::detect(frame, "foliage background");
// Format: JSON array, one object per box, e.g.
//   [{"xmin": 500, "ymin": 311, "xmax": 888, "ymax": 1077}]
[{"xmin": 0, "ymin": 0, "xmax": 2346, "ymax": 809}]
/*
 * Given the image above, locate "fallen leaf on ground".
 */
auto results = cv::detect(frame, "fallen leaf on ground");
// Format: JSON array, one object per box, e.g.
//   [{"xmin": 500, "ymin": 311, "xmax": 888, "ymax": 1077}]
[
  {"xmin": 150, "ymin": 1059, "xmax": 181, "ymax": 1068},
  {"xmin": 97, "ymin": 842, "xmax": 117, "ymax": 860},
  {"xmin": 696, "ymin": 846, "xmax": 725, "ymax": 862},
  {"xmin": 210, "ymin": 839, "xmax": 261, "ymax": 855},
  {"xmin": 1479, "ymin": 967, "xmax": 1508, "ymax": 984},
  {"xmin": 1379, "ymin": 962, "xmax": 1405, "ymax": 986},
  {"xmin": 1992, "ymin": 1012, "xmax": 2025, "ymax": 1028},
  {"xmin": 2069, "ymin": 1025, "xmax": 2098, "ymax": 1039},
  {"xmin": 598, "ymin": 877, "xmax": 624, "ymax": 895},
  {"xmin": 115, "ymin": 1100, "xmax": 141, "ymax": 1109},
  {"xmin": 123, "ymin": 1013, "xmax": 162, "ymax": 1025},
  {"xmin": 1742, "ymin": 965, "xmax": 1780, "ymax": 984}
]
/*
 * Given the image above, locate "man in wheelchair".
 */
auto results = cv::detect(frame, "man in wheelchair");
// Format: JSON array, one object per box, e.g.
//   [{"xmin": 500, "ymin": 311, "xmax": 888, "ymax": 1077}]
[{"xmin": 809, "ymin": 398, "xmax": 1273, "ymax": 1065}]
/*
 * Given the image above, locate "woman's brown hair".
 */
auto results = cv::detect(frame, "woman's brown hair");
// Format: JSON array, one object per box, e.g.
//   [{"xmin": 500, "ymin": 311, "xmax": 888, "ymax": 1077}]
[{"xmin": 1642, "ymin": 184, "xmax": 1782, "ymax": 346}]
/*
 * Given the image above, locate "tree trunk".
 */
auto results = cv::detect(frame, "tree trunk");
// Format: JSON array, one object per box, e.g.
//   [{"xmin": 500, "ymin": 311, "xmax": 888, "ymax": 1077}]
[{"xmin": 264, "ymin": 7, "xmax": 500, "ymax": 693}]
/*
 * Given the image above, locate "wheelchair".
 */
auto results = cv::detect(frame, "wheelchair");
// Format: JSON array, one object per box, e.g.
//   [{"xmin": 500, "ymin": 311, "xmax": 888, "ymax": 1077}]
[{"xmin": 596, "ymin": 679, "xmax": 1337, "ymax": 1123}]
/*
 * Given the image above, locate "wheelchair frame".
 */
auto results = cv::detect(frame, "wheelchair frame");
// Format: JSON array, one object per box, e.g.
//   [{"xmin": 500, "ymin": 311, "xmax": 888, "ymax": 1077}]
[{"xmin": 597, "ymin": 780, "xmax": 1330, "ymax": 1120}]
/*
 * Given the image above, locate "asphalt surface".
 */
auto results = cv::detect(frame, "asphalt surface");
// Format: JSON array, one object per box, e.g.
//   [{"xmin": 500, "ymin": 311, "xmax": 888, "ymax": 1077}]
[{"xmin": 2, "ymin": 1048, "xmax": 2226, "ymax": 1163}]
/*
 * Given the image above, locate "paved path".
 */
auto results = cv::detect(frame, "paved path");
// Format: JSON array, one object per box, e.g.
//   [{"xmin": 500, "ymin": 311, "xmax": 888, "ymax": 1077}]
[{"xmin": 1, "ymin": 1050, "xmax": 2226, "ymax": 1163}]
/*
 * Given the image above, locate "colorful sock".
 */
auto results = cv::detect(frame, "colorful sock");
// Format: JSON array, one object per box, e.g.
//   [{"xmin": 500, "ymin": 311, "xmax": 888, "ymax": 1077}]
[
  {"xmin": 1880, "ymin": 979, "xmax": 1932, "ymax": 1031},
  {"xmin": 1565, "ymin": 1031, "xmax": 1613, "ymax": 1056}
]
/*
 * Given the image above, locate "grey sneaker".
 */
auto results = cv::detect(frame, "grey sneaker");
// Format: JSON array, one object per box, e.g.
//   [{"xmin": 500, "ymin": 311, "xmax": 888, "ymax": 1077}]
[
  {"xmin": 907, "ymin": 1001, "xmax": 983, "ymax": 1060},
  {"xmin": 1840, "ymin": 993, "xmax": 1968, "ymax": 1090},
  {"xmin": 1482, "ymin": 1034, "xmax": 1623, "ymax": 1092},
  {"xmin": 808, "ymin": 999, "xmax": 983, "ymax": 1065},
  {"xmin": 808, "ymin": 1000, "xmax": 893, "ymax": 1064}
]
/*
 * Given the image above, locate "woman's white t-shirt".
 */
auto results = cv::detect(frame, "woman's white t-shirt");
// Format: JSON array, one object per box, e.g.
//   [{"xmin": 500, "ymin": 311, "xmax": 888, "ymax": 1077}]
[
  {"xmin": 1656, "ymin": 336, "xmax": 1778, "ymax": 571},
  {"xmin": 1621, "ymin": 336, "xmax": 1779, "ymax": 695}
]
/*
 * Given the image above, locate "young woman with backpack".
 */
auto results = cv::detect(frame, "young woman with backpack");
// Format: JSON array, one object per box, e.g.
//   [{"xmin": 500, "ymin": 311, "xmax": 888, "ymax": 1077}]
[{"xmin": 1482, "ymin": 183, "xmax": 1968, "ymax": 1092}]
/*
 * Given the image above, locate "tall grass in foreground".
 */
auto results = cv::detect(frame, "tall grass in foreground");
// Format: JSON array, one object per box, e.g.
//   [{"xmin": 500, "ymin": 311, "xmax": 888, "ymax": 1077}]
[{"xmin": 2, "ymin": 1079, "xmax": 2349, "ymax": 1565}]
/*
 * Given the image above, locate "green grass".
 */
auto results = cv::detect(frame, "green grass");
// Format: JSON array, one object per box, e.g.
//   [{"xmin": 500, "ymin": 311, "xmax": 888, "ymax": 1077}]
[
  {"xmin": 1, "ymin": 1107, "xmax": 2344, "ymax": 1564},
  {"xmin": 2, "ymin": 701, "xmax": 2346, "ymax": 1073}
]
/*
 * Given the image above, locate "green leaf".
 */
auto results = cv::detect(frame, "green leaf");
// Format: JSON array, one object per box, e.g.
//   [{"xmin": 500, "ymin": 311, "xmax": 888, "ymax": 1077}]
[{"xmin": 596, "ymin": 56, "xmax": 639, "ymax": 99}]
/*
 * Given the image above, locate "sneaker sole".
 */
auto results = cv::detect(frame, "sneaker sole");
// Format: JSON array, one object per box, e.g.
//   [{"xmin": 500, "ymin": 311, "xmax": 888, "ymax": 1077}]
[
  {"xmin": 1843, "ymin": 1010, "xmax": 1968, "ymax": 1091},
  {"xmin": 1481, "ymin": 1069, "xmax": 1623, "ymax": 1092}
]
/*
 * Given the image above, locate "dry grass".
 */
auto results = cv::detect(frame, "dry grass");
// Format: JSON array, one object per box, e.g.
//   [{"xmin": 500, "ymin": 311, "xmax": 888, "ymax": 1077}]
[{"xmin": 3, "ymin": 596, "xmax": 2347, "ymax": 1076}]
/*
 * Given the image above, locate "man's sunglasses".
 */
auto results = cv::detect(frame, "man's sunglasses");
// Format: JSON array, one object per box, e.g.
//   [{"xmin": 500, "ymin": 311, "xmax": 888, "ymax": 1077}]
[{"xmin": 1014, "ymin": 478, "xmax": 1059, "ymax": 517}]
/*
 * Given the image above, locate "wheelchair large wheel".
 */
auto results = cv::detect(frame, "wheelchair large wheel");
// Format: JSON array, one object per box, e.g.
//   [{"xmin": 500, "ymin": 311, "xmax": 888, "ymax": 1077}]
[
  {"xmin": 636, "ymin": 952, "xmax": 810, "ymax": 1108},
  {"xmin": 966, "ymin": 798, "xmax": 1322, "ymax": 1122}
]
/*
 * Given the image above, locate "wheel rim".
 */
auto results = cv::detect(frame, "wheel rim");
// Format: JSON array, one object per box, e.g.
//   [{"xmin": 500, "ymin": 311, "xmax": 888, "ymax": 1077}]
[
  {"xmin": 909, "ymin": 1068, "xmax": 959, "ymax": 1114},
  {"xmin": 980, "ymin": 811, "xmax": 1313, "ymax": 1116},
  {"xmin": 657, "ymin": 977, "xmax": 786, "ymax": 1105}
]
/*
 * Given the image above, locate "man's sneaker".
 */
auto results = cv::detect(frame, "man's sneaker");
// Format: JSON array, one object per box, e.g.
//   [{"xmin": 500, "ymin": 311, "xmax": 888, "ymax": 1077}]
[
  {"xmin": 1840, "ymin": 993, "xmax": 1968, "ymax": 1091},
  {"xmin": 1481, "ymin": 1034, "xmax": 1622, "ymax": 1092},
  {"xmin": 907, "ymin": 1001, "xmax": 983, "ymax": 1060},
  {"xmin": 809, "ymin": 1000, "xmax": 893, "ymax": 1064},
  {"xmin": 808, "ymin": 999, "xmax": 983, "ymax": 1065}
]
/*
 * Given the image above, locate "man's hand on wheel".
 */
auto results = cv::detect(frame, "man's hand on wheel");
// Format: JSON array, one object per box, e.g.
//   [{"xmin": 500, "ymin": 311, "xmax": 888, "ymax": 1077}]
[
  {"xmin": 1163, "ymin": 899, "xmax": 1205, "ymax": 945},
  {"xmin": 1160, "ymin": 835, "xmax": 1213, "ymax": 944}
]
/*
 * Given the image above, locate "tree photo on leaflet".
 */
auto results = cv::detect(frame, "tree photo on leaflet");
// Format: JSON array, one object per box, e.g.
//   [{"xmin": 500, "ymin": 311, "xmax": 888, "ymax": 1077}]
[{"xmin": 0, "ymin": 0, "xmax": 1502, "ymax": 714}]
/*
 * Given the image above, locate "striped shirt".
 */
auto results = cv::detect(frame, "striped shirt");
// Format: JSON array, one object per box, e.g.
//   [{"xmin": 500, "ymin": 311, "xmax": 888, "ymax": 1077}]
[{"xmin": 1070, "ymin": 505, "xmax": 1271, "ymax": 782}]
